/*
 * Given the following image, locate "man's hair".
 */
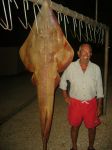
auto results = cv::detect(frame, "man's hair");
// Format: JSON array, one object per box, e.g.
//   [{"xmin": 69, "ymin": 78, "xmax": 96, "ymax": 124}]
[{"xmin": 79, "ymin": 43, "xmax": 92, "ymax": 52}]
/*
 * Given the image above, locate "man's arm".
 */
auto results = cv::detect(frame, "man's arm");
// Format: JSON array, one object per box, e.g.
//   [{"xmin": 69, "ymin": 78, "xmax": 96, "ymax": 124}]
[
  {"xmin": 96, "ymin": 67, "xmax": 104, "ymax": 116},
  {"xmin": 97, "ymin": 98, "xmax": 103, "ymax": 116},
  {"xmin": 62, "ymin": 90, "xmax": 70, "ymax": 104}
]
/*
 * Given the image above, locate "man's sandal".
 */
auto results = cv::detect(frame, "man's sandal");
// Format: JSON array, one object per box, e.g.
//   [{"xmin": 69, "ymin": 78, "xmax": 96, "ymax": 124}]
[
  {"xmin": 87, "ymin": 147, "xmax": 96, "ymax": 150},
  {"xmin": 70, "ymin": 148, "xmax": 77, "ymax": 150}
]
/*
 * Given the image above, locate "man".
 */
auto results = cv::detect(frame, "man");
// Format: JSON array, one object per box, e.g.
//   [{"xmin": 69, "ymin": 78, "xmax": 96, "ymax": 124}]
[{"xmin": 59, "ymin": 43, "xmax": 104, "ymax": 150}]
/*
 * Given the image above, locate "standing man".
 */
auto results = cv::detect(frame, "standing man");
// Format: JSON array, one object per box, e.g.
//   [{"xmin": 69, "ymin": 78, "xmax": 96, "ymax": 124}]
[{"xmin": 59, "ymin": 43, "xmax": 103, "ymax": 150}]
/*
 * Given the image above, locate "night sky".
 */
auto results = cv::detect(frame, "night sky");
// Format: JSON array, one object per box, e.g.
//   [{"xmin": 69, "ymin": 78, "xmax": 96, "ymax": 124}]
[{"xmin": 0, "ymin": 0, "xmax": 112, "ymax": 47}]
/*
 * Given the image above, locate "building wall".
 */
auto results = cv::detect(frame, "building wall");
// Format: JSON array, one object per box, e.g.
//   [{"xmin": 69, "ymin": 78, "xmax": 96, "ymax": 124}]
[{"xmin": 0, "ymin": 47, "xmax": 25, "ymax": 75}]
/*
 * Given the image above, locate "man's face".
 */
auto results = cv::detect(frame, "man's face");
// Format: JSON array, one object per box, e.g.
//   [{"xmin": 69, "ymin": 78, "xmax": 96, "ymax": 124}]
[{"xmin": 78, "ymin": 44, "xmax": 92, "ymax": 62}]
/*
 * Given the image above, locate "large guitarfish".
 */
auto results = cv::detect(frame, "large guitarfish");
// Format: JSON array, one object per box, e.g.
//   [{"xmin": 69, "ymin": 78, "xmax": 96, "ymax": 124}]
[{"xmin": 19, "ymin": 0, "xmax": 74, "ymax": 149}]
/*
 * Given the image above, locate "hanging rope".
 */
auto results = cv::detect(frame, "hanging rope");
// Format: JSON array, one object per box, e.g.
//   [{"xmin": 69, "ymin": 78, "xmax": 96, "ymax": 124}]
[
  {"xmin": 18, "ymin": 0, "xmax": 29, "ymax": 29},
  {"xmin": 33, "ymin": 0, "xmax": 41, "ymax": 32},
  {"xmin": 0, "ymin": 0, "xmax": 108, "ymax": 44},
  {"xmin": 0, "ymin": 0, "xmax": 18, "ymax": 30}
]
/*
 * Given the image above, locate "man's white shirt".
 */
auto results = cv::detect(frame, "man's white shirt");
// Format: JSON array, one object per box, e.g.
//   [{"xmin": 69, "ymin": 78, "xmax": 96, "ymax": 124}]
[{"xmin": 59, "ymin": 59, "xmax": 104, "ymax": 101}]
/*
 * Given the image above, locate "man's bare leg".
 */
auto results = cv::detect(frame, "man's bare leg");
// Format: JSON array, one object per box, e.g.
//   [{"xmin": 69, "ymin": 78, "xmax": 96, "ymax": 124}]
[
  {"xmin": 88, "ymin": 128, "xmax": 96, "ymax": 149},
  {"xmin": 71, "ymin": 126, "xmax": 80, "ymax": 150}
]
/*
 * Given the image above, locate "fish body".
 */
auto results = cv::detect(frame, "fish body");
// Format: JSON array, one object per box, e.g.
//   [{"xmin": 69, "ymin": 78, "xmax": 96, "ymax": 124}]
[{"xmin": 19, "ymin": 0, "xmax": 74, "ymax": 149}]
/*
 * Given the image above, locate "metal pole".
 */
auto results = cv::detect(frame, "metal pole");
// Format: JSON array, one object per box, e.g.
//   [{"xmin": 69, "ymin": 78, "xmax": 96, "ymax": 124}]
[
  {"xmin": 103, "ymin": 28, "xmax": 109, "ymax": 115},
  {"xmin": 27, "ymin": 0, "xmax": 107, "ymax": 30},
  {"xmin": 95, "ymin": 0, "xmax": 98, "ymax": 21}
]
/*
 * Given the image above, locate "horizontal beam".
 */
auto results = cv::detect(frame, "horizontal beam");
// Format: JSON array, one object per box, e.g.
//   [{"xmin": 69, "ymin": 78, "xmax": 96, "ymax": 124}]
[{"xmin": 27, "ymin": 0, "xmax": 108, "ymax": 30}]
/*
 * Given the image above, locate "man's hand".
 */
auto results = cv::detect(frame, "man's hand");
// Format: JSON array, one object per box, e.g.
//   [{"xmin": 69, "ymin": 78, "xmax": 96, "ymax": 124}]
[
  {"xmin": 97, "ymin": 105, "xmax": 103, "ymax": 117},
  {"xmin": 62, "ymin": 90, "xmax": 70, "ymax": 104},
  {"xmin": 97, "ymin": 98, "xmax": 103, "ymax": 117},
  {"xmin": 64, "ymin": 97, "xmax": 70, "ymax": 104}
]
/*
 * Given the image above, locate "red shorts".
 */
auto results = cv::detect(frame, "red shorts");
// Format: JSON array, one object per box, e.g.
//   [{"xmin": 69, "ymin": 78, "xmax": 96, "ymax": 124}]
[{"xmin": 68, "ymin": 97, "xmax": 101, "ymax": 128}]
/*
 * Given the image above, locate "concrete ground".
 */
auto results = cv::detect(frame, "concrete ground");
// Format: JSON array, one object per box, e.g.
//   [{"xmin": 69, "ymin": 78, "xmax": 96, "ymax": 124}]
[{"xmin": 0, "ymin": 71, "xmax": 112, "ymax": 150}]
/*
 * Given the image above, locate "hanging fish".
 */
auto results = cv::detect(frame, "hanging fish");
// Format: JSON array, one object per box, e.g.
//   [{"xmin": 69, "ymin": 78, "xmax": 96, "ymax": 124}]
[{"xmin": 19, "ymin": 0, "xmax": 74, "ymax": 149}]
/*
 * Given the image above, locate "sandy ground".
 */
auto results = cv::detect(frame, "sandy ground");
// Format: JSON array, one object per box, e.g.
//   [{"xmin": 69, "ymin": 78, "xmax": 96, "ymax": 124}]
[
  {"xmin": 0, "ymin": 71, "xmax": 112, "ymax": 150},
  {"xmin": 0, "ymin": 91, "xmax": 112, "ymax": 150}
]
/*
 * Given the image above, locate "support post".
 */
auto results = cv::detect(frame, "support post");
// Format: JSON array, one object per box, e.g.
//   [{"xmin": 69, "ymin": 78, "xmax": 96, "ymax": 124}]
[{"xmin": 103, "ymin": 28, "xmax": 109, "ymax": 115}]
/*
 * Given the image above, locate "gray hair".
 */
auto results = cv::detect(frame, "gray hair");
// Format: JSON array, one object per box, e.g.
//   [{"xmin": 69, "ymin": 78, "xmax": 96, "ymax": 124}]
[{"xmin": 79, "ymin": 43, "xmax": 92, "ymax": 52}]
